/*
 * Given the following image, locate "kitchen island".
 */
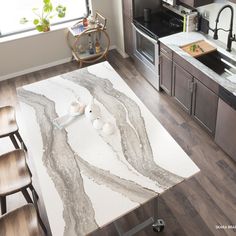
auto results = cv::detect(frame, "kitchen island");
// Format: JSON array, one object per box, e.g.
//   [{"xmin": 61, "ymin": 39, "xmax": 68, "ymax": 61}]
[{"xmin": 17, "ymin": 61, "xmax": 199, "ymax": 236}]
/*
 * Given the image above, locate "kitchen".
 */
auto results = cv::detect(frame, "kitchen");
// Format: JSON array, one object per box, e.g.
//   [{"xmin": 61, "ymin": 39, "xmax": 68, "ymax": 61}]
[
  {"xmin": 0, "ymin": 0, "xmax": 236, "ymax": 235},
  {"xmin": 124, "ymin": 0, "xmax": 236, "ymax": 159}
]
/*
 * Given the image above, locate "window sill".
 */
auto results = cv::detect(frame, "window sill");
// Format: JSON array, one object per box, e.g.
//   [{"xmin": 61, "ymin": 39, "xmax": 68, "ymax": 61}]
[{"xmin": 0, "ymin": 20, "xmax": 79, "ymax": 44}]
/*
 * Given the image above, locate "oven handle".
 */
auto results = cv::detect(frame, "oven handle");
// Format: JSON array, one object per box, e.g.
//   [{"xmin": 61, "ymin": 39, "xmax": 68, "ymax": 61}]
[{"xmin": 132, "ymin": 23, "xmax": 157, "ymax": 44}]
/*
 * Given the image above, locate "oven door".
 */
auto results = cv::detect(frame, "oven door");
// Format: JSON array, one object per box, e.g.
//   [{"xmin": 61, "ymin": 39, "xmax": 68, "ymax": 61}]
[{"xmin": 132, "ymin": 24, "xmax": 160, "ymax": 90}]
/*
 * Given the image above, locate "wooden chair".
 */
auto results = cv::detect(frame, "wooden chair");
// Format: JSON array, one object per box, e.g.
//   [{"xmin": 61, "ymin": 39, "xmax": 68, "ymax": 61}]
[
  {"xmin": 0, "ymin": 106, "xmax": 27, "ymax": 151},
  {"xmin": 0, "ymin": 204, "xmax": 44, "ymax": 236},
  {"xmin": 0, "ymin": 149, "xmax": 47, "ymax": 234}
]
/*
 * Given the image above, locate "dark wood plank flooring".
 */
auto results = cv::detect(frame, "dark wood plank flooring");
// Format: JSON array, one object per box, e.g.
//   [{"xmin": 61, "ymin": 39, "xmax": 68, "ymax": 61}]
[{"xmin": 0, "ymin": 50, "xmax": 236, "ymax": 236}]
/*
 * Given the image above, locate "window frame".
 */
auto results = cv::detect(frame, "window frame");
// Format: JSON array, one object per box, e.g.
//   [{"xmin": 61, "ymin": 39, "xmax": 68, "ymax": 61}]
[{"xmin": 0, "ymin": 0, "xmax": 90, "ymax": 38}]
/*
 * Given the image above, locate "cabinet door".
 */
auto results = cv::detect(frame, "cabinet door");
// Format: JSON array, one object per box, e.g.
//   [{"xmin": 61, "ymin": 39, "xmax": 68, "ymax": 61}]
[
  {"xmin": 179, "ymin": 0, "xmax": 213, "ymax": 7},
  {"xmin": 192, "ymin": 79, "xmax": 218, "ymax": 136},
  {"xmin": 173, "ymin": 63, "xmax": 193, "ymax": 114},
  {"xmin": 123, "ymin": 17, "xmax": 134, "ymax": 56},
  {"xmin": 160, "ymin": 53, "xmax": 172, "ymax": 95}
]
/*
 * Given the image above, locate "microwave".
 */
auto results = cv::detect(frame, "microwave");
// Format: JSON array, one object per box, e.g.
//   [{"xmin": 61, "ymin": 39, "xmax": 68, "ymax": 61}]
[{"xmin": 162, "ymin": 0, "xmax": 176, "ymax": 6}]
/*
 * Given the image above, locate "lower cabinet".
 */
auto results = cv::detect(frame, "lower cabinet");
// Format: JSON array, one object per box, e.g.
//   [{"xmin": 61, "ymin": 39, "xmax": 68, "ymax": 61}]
[
  {"xmin": 192, "ymin": 79, "xmax": 218, "ymax": 135},
  {"xmin": 160, "ymin": 53, "xmax": 173, "ymax": 95},
  {"xmin": 173, "ymin": 63, "xmax": 193, "ymax": 114},
  {"xmin": 172, "ymin": 62, "xmax": 218, "ymax": 136}
]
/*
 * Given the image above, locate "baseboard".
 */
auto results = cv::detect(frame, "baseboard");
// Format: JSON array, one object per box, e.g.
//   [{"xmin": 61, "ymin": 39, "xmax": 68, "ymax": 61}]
[
  {"xmin": 0, "ymin": 57, "xmax": 72, "ymax": 82},
  {"xmin": 109, "ymin": 45, "xmax": 129, "ymax": 58},
  {"xmin": 0, "ymin": 46, "xmax": 129, "ymax": 82}
]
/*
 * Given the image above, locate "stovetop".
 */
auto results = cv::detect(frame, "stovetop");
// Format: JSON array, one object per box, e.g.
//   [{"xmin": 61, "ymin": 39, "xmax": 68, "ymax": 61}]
[{"xmin": 133, "ymin": 11, "xmax": 183, "ymax": 40}]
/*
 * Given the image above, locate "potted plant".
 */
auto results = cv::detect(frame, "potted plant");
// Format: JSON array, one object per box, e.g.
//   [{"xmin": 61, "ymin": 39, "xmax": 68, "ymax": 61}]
[{"xmin": 20, "ymin": 0, "xmax": 66, "ymax": 32}]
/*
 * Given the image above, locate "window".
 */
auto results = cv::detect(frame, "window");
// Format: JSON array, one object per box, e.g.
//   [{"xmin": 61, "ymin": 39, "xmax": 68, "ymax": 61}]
[{"xmin": 0, "ymin": 0, "xmax": 89, "ymax": 37}]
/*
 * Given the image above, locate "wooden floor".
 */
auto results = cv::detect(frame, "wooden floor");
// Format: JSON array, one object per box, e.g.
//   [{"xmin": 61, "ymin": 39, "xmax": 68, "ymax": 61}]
[{"xmin": 0, "ymin": 50, "xmax": 236, "ymax": 236}]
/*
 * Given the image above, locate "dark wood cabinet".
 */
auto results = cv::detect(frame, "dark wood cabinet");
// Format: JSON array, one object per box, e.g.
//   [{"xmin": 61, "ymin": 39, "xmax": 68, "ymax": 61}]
[
  {"xmin": 215, "ymin": 99, "xmax": 236, "ymax": 161},
  {"xmin": 172, "ymin": 60, "xmax": 218, "ymax": 135},
  {"xmin": 159, "ymin": 42, "xmax": 219, "ymax": 136},
  {"xmin": 160, "ymin": 53, "xmax": 172, "ymax": 95},
  {"xmin": 192, "ymin": 79, "xmax": 218, "ymax": 135},
  {"xmin": 179, "ymin": 0, "xmax": 213, "ymax": 7},
  {"xmin": 173, "ymin": 63, "xmax": 193, "ymax": 114},
  {"xmin": 122, "ymin": 0, "xmax": 133, "ymax": 57},
  {"xmin": 160, "ymin": 45, "xmax": 173, "ymax": 95}
]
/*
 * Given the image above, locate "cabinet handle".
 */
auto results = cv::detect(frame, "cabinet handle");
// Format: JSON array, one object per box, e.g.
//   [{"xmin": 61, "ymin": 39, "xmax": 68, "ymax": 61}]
[
  {"xmin": 188, "ymin": 80, "xmax": 193, "ymax": 93},
  {"xmin": 188, "ymin": 80, "xmax": 190, "ymax": 91},
  {"xmin": 193, "ymin": 82, "xmax": 197, "ymax": 93}
]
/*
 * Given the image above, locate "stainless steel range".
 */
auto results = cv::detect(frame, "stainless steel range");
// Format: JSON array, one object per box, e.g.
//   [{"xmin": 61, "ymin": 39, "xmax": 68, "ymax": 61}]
[{"xmin": 132, "ymin": 1, "xmax": 197, "ymax": 90}]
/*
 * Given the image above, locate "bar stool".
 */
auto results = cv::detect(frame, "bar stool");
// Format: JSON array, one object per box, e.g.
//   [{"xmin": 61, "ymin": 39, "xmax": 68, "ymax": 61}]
[
  {"xmin": 0, "ymin": 149, "xmax": 47, "ymax": 234},
  {"xmin": 0, "ymin": 204, "xmax": 46, "ymax": 236},
  {"xmin": 0, "ymin": 106, "xmax": 27, "ymax": 151}
]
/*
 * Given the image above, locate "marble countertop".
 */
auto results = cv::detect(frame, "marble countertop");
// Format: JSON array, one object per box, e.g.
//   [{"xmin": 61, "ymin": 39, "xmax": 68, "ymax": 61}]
[
  {"xmin": 159, "ymin": 32, "xmax": 236, "ymax": 96},
  {"xmin": 16, "ymin": 62, "xmax": 199, "ymax": 236}
]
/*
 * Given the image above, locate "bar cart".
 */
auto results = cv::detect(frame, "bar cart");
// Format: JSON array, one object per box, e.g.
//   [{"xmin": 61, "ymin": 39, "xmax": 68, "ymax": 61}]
[{"xmin": 67, "ymin": 12, "xmax": 110, "ymax": 67}]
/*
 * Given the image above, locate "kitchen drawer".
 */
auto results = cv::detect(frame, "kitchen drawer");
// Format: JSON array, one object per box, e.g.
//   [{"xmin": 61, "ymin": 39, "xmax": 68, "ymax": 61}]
[
  {"xmin": 173, "ymin": 52, "xmax": 219, "ymax": 94},
  {"xmin": 160, "ymin": 43, "xmax": 173, "ymax": 59}
]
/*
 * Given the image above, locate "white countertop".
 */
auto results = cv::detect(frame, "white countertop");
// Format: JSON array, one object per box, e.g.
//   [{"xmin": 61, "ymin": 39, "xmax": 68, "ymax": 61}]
[
  {"xmin": 159, "ymin": 32, "xmax": 236, "ymax": 96},
  {"xmin": 17, "ymin": 61, "xmax": 199, "ymax": 236}
]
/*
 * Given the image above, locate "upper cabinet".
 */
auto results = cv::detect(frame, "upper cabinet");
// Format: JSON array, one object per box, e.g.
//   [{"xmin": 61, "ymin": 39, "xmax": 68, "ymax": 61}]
[{"xmin": 178, "ymin": 0, "xmax": 213, "ymax": 7}]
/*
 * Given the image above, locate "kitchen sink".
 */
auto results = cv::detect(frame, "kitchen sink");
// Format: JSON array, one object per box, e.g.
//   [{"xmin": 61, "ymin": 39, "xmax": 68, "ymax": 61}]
[{"xmin": 196, "ymin": 50, "xmax": 236, "ymax": 79}]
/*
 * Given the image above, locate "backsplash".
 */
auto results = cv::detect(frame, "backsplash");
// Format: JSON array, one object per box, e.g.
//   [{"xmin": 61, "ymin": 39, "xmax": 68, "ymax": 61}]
[{"xmin": 197, "ymin": 0, "xmax": 236, "ymax": 50}]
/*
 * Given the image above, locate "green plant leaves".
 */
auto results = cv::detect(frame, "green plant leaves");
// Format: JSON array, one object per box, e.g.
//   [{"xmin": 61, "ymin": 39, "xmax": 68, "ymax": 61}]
[
  {"xmin": 42, "ymin": 18, "xmax": 50, "ymax": 26},
  {"xmin": 20, "ymin": 0, "xmax": 66, "ymax": 32},
  {"xmin": 33, "ymin": 19, "xmax": 39, "ymax": 25},
  {"xmin": 58, "ymin": 12, "xmax": 66, "ymax": 18},
  {"xmin": 43, "ymin": 0, "xmax": 50, "ymax": 4},
  {"xmin": 36, "ymin": 25, "xmax": 43, "ymax": 32},
  {"xmin": 44, "ymin": 2, "xmax": 53, "ymax": 13},
  {"xmin": 56, "ymin": 5, "xmax": 66, "ymax": 18}
]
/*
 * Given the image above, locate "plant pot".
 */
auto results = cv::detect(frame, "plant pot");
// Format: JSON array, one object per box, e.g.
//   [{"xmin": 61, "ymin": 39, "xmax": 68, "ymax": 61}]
[{"xmin": 43, "ymin": 26, "xmax": 50, "ymax": 32}]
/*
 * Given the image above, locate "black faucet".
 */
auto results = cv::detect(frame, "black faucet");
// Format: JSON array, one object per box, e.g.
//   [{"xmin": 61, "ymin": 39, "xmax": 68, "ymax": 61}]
[{"xmin": 211, "ymin": 5, "xmax": 236, "ymax": 52}]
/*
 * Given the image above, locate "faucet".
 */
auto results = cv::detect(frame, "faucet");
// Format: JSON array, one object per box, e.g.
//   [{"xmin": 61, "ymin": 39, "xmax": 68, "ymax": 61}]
[{"xmin": 211, "ymin": 5, "xmax": 236, "ymax": 52}]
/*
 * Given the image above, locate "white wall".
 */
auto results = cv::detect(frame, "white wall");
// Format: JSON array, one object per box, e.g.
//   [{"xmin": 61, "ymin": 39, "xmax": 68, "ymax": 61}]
[
  {"xmin": 91, "ymin": 0, "xmax": 125, "ymax": 56},
  {"xmin": 198, "ymin": 0, "xmax": 236, "ymax": 50},
  {"xmin": 0, "ymin": 29, "xmax": 71, "ymax": 81},
  {"xmin": 0, "ymin": 0, "xmax": 125, "ymax": 81}
]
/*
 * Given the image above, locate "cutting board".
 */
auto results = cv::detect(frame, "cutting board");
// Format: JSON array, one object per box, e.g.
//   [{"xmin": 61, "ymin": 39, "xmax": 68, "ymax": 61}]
[{"xmin": 180, "ymin": 40, "xmax": 217, "ymax": 58}]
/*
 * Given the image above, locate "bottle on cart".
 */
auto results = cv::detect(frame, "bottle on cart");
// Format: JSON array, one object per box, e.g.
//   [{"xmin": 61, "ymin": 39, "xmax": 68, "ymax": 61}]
[
  {"xmin": 95, "ymin": 37, "xmax": 101, "ymax": 54},
  {"xmin": 88, "ymin": 33, "xmax": 94, "ymax": 54},
  {"xmin": 83, "ymin": 14, "xmax": 88, "ymax": 27}
]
